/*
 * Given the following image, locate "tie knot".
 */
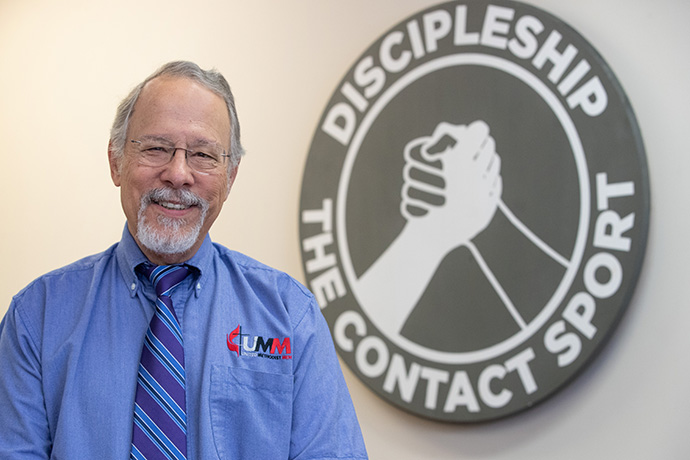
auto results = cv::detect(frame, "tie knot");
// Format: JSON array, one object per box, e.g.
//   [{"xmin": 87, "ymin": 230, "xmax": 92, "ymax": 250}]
[{"xmin": 138, "ymin": 263, "xmax": 191, "ymax": 298}]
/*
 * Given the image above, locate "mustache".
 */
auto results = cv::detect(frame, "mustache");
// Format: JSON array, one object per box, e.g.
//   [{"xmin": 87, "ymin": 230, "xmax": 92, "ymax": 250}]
[{"xmin": 141, "ymin": 187, "xmax": 209, "ymax": 211}]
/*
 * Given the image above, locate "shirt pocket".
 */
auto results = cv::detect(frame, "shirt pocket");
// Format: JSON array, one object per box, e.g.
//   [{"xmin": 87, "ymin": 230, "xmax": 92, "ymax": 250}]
[{"xmin": 209, "ymin": 365, "xmax": 293, "ymax": 460}]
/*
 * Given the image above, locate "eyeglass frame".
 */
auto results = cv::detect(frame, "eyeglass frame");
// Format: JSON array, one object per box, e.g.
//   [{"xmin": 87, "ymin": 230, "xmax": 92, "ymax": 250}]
[{"xmin": 128, "ymin": 138, "xmax": 231, "ymax": 175}]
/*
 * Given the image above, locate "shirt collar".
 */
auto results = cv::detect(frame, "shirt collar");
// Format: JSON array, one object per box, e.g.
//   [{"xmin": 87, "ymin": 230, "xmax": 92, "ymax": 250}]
[{"xmin": 115, "ymin": 224, "xmax": 214, "ymax": 298}]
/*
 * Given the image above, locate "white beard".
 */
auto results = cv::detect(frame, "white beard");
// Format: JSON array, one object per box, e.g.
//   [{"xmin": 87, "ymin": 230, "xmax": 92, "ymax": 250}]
[{"xmin": 136, "ymin": 188, "xmax": 209, "ymax": 256}]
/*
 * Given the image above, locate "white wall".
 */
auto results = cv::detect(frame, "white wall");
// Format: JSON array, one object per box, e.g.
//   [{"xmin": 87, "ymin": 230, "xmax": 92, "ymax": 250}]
[{"xmin": 1, "ymin": 1, "xmax": 688, "ymax": 458}]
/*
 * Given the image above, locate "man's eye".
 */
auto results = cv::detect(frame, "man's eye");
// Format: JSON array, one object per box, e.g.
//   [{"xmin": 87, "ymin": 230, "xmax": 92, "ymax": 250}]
[
  {"xmin": 193, "ymin": 151, "xmax": 215, "ymax": 160},
  {"xmin": 146, "ymin": 146, "xmax": 168, "ymax": 153}
]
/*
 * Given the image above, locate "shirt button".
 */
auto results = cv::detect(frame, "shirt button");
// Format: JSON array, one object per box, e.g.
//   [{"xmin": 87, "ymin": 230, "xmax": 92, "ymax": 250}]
[
  {"xmin": 130, "ymin": 282, "xmax": 136, "ymax": 291},
  {"xmin": 196, "ymin": 283, "xmax": 201, "ymax": 290}
]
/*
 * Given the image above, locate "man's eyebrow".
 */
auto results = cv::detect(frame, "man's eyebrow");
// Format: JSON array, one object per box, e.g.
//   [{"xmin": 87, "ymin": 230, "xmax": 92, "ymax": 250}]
[
  {"xmin": 136, "ymin": 135, "xmax": 174, "ymax": 144},
  {"xmin": 190, "ymin": 139, "xmax": 221, "ymax": 148},
  {"xmin": 136, "ymin": 135, "xmax": 222, "ymax": 149}
]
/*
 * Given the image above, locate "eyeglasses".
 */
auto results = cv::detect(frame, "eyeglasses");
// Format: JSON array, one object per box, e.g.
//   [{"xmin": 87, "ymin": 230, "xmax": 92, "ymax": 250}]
[{"xmin": 129, "ymin": 139, "xmax": 230, "ymax": 174}]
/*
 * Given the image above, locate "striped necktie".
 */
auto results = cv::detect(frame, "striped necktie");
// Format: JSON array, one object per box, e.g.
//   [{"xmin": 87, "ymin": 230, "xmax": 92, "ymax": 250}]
[{"xmin": 131, "ymin": 264, "xmax": 191, "ymax": 460}]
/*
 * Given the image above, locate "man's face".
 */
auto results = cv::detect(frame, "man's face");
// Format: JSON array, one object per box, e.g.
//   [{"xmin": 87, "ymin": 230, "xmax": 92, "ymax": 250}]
[{"xmin": 109, "ymin": 76, "xmax": 237, "ymax": 264}]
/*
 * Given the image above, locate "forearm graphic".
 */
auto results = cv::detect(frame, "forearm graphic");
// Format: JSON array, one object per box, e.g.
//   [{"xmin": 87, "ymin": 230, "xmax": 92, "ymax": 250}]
[{"xmin": 355, "ymin": 121, "xmax": 503, "ymax": 337}]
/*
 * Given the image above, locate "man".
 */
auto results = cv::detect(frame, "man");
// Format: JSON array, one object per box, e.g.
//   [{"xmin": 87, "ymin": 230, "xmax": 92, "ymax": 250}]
[{"xmin": 0, "ymin": 61, "xmax": 368, "ymax": 459}]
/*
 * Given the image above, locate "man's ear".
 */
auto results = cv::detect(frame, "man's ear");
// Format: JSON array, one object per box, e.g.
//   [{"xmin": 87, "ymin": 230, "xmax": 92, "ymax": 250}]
[
  {"xmin": 108, "ymin": 140, "xmax": 122, "ymax": 187},
  {"xmin": 225, "ymin": 160, "xmax": 240, "ymax": 199}
]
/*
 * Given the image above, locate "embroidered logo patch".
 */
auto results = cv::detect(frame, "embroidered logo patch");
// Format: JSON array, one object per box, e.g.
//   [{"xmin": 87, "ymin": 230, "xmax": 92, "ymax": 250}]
[{"xmin": 226, "ymin": 325, "xmax": 292, "ymax": 360}]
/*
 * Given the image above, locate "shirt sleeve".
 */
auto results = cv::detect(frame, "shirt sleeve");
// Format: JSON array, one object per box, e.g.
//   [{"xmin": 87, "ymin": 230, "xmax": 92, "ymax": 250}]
[
  {"xmin": 0, "ymin": 300, "xmax": 51, "ymax": 459},
  {"xmin": 289, "ymin": 296, "xmax": 368, "ymax": 460}
]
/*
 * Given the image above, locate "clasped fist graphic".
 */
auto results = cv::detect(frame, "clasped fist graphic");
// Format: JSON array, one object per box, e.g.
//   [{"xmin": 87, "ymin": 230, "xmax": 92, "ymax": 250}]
[{"xmin": 401, "ymin": 120, "xmax": 503, "ymax": 249}]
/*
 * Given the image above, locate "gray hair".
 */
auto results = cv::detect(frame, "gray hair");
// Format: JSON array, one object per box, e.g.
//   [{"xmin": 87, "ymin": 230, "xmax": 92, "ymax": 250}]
[{"xmin": 109, "ymin": 61, "xmax": 244, "ymax": 172}]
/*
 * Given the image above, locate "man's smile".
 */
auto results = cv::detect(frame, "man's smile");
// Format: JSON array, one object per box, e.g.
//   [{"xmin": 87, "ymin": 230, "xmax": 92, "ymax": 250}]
[{"xmin": 153, "ymin": 199, "xmax": 196, "ymax": 211}]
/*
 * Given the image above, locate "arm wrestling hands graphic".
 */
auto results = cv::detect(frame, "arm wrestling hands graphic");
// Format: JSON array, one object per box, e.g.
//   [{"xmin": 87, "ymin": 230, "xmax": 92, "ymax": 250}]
[{"xmin": 355, "ymin": 121, "xmax": 503, "ymax": 337}]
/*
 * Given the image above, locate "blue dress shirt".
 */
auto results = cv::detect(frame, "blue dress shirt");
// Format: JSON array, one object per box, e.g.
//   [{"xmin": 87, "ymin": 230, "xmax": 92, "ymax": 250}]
[{"xmin": 0, "ymin": 227, "xmax": 367, "ymax": 459}]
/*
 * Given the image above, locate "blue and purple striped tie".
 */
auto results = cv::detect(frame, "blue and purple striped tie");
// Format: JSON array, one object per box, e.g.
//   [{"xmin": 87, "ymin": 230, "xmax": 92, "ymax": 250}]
[{"xmin": 131, "ymin": 264, "xmax": 190, "ymax": 460}]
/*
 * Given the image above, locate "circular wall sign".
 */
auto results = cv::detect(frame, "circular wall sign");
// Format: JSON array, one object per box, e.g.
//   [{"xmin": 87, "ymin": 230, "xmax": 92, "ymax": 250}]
[{"xmin": 299, "ymin": 0, "xmax": 649, "ymax": 422}]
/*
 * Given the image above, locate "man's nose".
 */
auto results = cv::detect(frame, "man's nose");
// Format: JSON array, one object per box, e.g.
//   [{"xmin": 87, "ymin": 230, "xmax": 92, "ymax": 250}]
[{"xmin": 160, "ymin": 148, "xmax": 195, "ymax": 187}]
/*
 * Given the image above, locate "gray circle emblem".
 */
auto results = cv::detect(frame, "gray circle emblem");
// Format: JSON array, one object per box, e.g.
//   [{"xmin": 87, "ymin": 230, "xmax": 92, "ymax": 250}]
[{"xmin": 299, "ymin": 0, "xmax": 649, "ymax": 422}]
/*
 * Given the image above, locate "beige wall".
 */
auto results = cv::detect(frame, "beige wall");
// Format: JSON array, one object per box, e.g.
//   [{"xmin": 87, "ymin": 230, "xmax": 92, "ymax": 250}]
[{"xmin": 1, "ymin": 1, "xmax": 688, "ymax": 458}]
